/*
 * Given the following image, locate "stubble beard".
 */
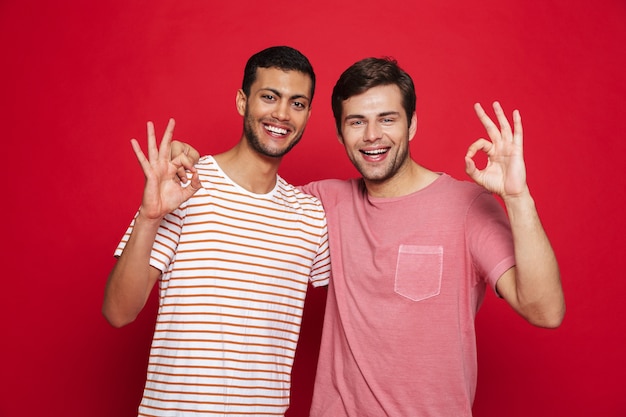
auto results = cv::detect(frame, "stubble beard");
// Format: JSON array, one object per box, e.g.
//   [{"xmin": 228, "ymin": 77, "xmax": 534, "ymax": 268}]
[
  {"xmin": 243, "ymin": 109, "xmax": 304, "ymax": 158},
  {"xmin": 351, "ymin": 136, "xmax": 411, "ymax": 184}
]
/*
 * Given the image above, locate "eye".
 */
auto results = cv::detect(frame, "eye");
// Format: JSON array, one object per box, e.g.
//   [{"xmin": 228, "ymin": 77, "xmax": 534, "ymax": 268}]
[
  {"xmin": 261, "ymin": 94, "xmax": 276, "ymax": 101},
  {"xmin": 292, "ymin": 101, "xmax": 306, "ymax": 109}
]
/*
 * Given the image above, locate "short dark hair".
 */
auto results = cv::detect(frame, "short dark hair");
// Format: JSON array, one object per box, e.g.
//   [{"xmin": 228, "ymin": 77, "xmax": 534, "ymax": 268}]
[
  {"xmin": 331, "ymin": 57, "xmax": 416, "ymax": 134},
  {"xmin": 242, "ymin": 46, "xmax": 316, "ymax": 104}
]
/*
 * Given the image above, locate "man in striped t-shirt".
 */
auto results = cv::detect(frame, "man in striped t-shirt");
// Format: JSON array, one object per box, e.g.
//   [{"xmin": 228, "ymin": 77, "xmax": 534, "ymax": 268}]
[{"xmin": 102, "ymin": 46, "xmax": 331, "ymax": 416}]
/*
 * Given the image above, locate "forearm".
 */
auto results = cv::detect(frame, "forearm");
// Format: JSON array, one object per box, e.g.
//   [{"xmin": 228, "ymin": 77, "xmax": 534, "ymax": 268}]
[
  {"xmin": 102, "ymin": 214, "xmax": 162, "ymax": 327},
  {"xmin": 503, "ymin": 189, "xmax": 565, "ymax": 327}
]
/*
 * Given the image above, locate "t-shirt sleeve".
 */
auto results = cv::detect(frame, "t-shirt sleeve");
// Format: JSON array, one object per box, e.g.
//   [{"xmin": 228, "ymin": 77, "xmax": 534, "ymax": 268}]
[
  {"xmin": 114, "ymin": 213, "xmax": 138, "ymax": 258},
  {"xmin": 466, "ymin": 192, "xmax": 516, "ymax": 291},
  {"xmin": 296, "ymin": 183, "xmax": 332, "ymax": 287},
  {"xmin": 309, "ymin": 215, "xmax": 331, "ymax": 287},
  {"xmin": 114, "ymin": 208, "xmax": 185, "ymax": 273}
]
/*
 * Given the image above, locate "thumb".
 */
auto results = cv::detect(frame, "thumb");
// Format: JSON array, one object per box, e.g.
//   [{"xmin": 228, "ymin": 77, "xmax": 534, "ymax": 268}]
[
  {"xmin": 183, "ymin": 172, "xmax": 202, "ymax": 197},
  {"xmin": 465, "ymin": 156, "xmax": 477, "ymax": 177}
]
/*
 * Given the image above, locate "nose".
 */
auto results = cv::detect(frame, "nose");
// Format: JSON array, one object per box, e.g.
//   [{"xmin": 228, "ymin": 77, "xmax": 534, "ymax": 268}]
[
  {"xmin": 271, "ymin": 100, "xmax": 291, "ymax": 121},
  {"xmin": 364, "ymin": 121, "xmax": 381, "ymax": 142}
]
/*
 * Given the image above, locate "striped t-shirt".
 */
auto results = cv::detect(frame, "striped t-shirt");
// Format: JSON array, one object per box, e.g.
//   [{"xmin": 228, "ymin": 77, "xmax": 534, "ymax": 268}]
[{"xmin": 115, "ymin": 156, "xmax": 331, "ymax": 416}]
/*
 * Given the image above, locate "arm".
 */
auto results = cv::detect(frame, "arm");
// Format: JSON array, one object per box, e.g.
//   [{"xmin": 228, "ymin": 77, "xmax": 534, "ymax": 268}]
[
  {"xmin": 102, "ymin": 119, "xmax": 201, "ymax": 328},
  {"xmin": 465, "ymin": 102, "xmax": 565, "ymax": 328}
]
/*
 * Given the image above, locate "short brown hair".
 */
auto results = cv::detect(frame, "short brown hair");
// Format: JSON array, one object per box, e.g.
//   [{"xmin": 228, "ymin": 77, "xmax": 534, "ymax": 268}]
[{"xmin": 331, "ymin": 57, "xmax": 416, "ymax": 134}]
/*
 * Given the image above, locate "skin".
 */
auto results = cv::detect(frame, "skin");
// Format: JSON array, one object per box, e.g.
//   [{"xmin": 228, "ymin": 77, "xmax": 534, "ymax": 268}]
[
  {"xmin": 338, "ymin": 84, "xmax": 438, "ymax": 198},
  {"xmin": 213, "ymin": 67, "xmax": 312, "ymax": 194},
  {"xmin": 102, "ymin": 67, "xmax": 313, "ymax": 327},
  {"xmin": 241, "ymin": 70, "xmax": 311, "ymax": 159}
]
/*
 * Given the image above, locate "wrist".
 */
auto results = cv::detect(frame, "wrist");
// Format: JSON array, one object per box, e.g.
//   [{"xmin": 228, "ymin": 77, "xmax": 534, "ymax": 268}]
[
  {"xmin": 135, "ymin": 210, "xmax": 164, "ymax": 228},
  {"xmin": 502, "ymin": 187, "xmax": 537, "ymax": 217}
]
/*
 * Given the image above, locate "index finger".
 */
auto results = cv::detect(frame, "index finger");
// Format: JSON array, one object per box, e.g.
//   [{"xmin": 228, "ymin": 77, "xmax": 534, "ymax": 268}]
[{"xmin": 474, "ymin": 103, "xmax": 500, "ymax": 139}]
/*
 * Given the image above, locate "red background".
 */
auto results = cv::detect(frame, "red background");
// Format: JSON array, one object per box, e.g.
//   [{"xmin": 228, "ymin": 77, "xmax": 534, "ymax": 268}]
[{"xmin": 2, "ymin": 1, "xmax": 625, "ymax": 416}]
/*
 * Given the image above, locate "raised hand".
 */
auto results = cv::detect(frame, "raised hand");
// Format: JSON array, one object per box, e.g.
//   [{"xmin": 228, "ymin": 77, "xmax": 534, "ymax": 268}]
[
  {"xmin": 131, "ymin": 118, "xmax": 201, "ymax": 220},
  {"xmin": 465, "ymin": 102, "xmax": 527, "ymax": 198}
]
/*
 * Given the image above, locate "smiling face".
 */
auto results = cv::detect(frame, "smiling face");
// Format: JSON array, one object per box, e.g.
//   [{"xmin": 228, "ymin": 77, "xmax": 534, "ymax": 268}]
[
  {"xmin": 238, "ymin": 67, "xmax": 312, "ymax": 159},
  {"xmin": 339, "ymin": 84, "xmax": 417, "ymax": 183}
]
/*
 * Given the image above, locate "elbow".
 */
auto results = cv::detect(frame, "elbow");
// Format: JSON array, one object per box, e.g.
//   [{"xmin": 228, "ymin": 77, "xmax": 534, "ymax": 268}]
[
  {"xmin": 527, "ymin": 303, "xmax": 566, "ymax": 329},
  {"xmin": 531, "ymin": 315, "xmax": 564, "ymax": 329},
  {"xmin": 101, "ymin": 305, "xmax": 137, "ymax": 328}
]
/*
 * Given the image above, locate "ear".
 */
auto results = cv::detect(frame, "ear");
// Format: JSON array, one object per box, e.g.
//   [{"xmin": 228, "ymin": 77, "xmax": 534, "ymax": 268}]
[
  {"xmin": 408, "ymin": 112, "xmax": 418, "ymax": 141},
  {"xmin": 236, "ymin": 89, "xmax": 247, "ymax": 116}
]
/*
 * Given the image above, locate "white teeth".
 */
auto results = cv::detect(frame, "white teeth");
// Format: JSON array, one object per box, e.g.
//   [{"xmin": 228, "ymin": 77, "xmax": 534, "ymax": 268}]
[
  {"xmin": 362, "ymin": 148, "xmax": 387, "ymax": 155},
  {"xmin": 265, "ymin": 125, "xmax": 288, "ymax": 135}
]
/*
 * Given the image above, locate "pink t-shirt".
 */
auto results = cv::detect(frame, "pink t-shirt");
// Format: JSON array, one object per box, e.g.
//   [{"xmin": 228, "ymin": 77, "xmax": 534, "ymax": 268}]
[{"xmin": 301, "ymin": 174, "xmax": 515, "ymax": 417}]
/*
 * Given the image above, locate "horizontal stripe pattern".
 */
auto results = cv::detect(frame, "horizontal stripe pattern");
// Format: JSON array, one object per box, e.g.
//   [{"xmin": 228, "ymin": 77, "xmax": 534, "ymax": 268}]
[{"xmin": 116, "ymin": 156, "xmax": 330, "ymax": 416}]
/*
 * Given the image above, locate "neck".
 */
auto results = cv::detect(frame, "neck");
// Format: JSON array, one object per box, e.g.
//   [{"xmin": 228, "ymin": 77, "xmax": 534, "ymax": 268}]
[
  {"xmin": 214, "ymin": 139, "xmax": 282, "ymax": 194},
  {"xmin": 364, "ymin": 160, "xmax": 439, "ymax": 198}
]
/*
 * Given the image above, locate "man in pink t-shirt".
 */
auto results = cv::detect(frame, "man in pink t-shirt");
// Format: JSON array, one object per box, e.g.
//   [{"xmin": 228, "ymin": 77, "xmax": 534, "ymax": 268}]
[{"xmin": 299, "ymin": 58, "xmax": 565, "ymax": 416}]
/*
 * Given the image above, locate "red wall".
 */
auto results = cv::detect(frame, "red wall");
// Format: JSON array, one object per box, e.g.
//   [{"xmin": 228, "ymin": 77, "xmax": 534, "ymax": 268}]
[{"xmin": 2, "ymin": 1, "xmax": 625, "ymax": 416}]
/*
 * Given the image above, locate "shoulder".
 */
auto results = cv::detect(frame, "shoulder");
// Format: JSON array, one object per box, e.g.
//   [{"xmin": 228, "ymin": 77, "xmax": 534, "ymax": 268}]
[
  {"xmin": 194, "ymin": 155, "xmax": 237, "ymax": 192},
  {"xmin": 195, "ymin": 155, "xmax": 221, "ymax": 178},
  {"xmin": 275, "ymin": 177, "xmax": 327, "ymax": 217},
  {"xmin": 421, "ymin": 174, "xmax": 504, "ymax": 222},
  {"xmin": 435, "ymin": 173, "xmax": 491, "ymax": 201},
  {"xmin": 196, "ymin": 155, "xmax": 218, "ymax": 170},
  {"xmin": 435, "ymin": 175, "xmax": 509, "ymax": 223}
]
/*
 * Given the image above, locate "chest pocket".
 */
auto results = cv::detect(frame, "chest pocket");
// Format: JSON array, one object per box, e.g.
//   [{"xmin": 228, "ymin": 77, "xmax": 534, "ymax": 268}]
[{"xmin": 394, "ymin": 245, "xmax": 443, "ymax": 301}]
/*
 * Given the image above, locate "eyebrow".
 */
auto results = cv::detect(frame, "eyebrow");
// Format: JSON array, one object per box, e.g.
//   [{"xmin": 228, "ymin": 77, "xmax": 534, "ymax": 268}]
[
  {"xmin": 344, "ymin": 111, "xmax": 401, "ymax": 120},
  {"xmin": 261, "ymin": 88, "xmax": 310, "ymax": 102}
]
